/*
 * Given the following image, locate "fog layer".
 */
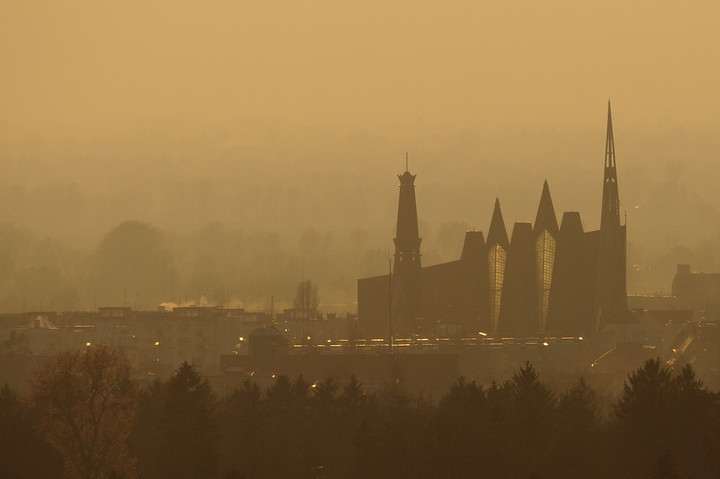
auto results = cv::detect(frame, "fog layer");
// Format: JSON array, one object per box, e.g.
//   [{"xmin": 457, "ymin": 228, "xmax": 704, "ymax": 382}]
[{"xmin": 1, "ymin": 2, "xmax": 719, "ymax": 311}]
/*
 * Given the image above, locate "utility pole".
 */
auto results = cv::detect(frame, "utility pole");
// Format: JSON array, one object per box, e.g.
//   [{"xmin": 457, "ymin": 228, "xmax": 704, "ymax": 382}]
[{"xmin": 389, "ymin": 256, "xmax": 393, "ymax": 354}]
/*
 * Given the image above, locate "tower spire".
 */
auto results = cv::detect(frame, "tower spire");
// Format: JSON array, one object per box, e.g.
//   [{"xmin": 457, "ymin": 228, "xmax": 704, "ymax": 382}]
[
  {"xmin": 601, "ymin": 100, "xmax": 620, "ymax": 229},
  {"xmin": 605, "ymin": 100, "xmax": 615, "ymax": 168},
  {"xmin": 596, "ymin": 101, "xmax": 628, "ymax": 328}
]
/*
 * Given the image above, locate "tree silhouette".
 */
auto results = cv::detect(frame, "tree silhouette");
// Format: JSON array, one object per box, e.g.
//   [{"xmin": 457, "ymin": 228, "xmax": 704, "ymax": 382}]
[
  {"xmin": 552, "ymin": 378, "xmax": 602, "ymax": 478},
  {"xmin": 313, "ymin": 377, "xmax": 339, "ymax": 406},
  {"xmin": 13, "ymin": 353, "xmax": 720, "ymax": 479},
  {"xmin": 29, "ymin": 345, "xmax": 137, "ymax": 479},
  {"xmin": 0, "ymin": 385, "xmax": 63, "ymax": 478},
  {"xmin": 133, "ymin": 362, "xmax": 218, "ymax": 479},
  {"xmin": 294, "ymin": 279, "xmax": 319, "ymax": 314},
  {"xmin": 0, "ymin": 331, "xmax": 31, "ymax": 391},
  {"xmin": 427, "ymin": 377, "xmax": 487, "ymax": 479},
  {"xmin": 613, "ymin": 358, "xmax": 676, "ymax": 476},
  {"xmin": 668, "ymin": 364, "xmax": 719, "ymax": 477},
  {"xmin": 165, "ymin": 362, "xmax": 219, "ymax": 478},
  {"xmin": 134, "ymin": 362, "xmax": 219, "ymax": 479},
  {"xmin": 507, "ymin": 362, "xmax": 555, "ymax": 478},
  {"xmin": 95, "ymin": 220, "xmax": 176, "ymax": 308},
  {"xmin": 609, "ymin": 359, "xmax": 720, "ymax": 478},
  {"xmin": 218, "ymin": 379, "xmax": 263, "ymax": 478}
]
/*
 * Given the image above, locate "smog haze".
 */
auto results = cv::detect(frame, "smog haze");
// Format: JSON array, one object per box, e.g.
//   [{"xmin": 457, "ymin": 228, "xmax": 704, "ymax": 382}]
[{"xmin": 1, "ymin": 1, "xmax": 719, "ymax": 311}]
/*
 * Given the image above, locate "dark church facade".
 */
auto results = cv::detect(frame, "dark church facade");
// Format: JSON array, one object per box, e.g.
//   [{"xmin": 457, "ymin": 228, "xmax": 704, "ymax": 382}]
[{"xmin": 358, "ymin": 104, "xmax": 628, "ymax": 338}]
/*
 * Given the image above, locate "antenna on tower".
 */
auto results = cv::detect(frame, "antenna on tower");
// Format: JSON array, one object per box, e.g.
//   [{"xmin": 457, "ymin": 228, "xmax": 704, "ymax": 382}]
[{"xmin": 405, "ymin": 152, "xmax": 408, "ymax": 172}]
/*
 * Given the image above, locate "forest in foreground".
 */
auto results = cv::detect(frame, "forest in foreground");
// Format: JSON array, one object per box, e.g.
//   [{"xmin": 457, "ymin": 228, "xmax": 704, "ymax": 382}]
[{"xmin": 1, "ymin": 345, "xmax": 718, "ymax": 479}]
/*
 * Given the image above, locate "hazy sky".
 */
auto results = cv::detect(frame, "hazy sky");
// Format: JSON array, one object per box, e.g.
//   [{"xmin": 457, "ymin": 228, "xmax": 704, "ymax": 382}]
[
  {"xmin": 1, "ymin": 1, "xmax": 720, "ymax": 305},
  {"xmin": 2, "ymin": 1, "xmax": 719, "ymax": 137}
]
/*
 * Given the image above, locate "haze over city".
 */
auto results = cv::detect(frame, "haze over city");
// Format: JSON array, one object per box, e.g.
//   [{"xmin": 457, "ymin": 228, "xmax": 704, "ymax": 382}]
[
  {"xmin": 4, "ymin": 2, "xmax": 720, "ymax": 479},
  {"xmin": 1, "ymin": 1, "xmax": 720, "ymax": 312}
]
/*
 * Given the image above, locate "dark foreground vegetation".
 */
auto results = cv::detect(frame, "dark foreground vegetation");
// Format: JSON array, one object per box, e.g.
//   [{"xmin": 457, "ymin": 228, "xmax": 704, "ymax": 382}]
[{"xmin": 1, "ymin": 345, "xmax": 719, "ymax": 479}]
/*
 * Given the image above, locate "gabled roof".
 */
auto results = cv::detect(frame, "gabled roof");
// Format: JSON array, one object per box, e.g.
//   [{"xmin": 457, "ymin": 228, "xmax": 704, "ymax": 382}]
[
  {"xmin": 23, "ymin": 315, "xmax": 59, "ymax": 330},
  {"xmin": 487, "ymin": 198, "xmax": 509, "ymax": 248}
]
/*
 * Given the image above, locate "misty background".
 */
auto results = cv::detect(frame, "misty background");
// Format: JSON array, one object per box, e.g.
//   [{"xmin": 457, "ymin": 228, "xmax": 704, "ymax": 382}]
[{"xmin": 1, "ymin": 1, "xmax": 719, "ymax": 312}]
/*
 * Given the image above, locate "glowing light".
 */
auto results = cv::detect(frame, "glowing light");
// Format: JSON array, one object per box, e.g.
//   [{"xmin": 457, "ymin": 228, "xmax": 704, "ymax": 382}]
[
  {"xmin": 542, "ymin": 341, "xmax": 549, "ymax": 346},
  {"xmin": 85, "ymin": 342, "xmax": 91, "ymax": 347},
  {"xmin": 154, "ymin": 341, "xmax": 160, "ymax": 346},
  {"xmin": 238, "ymin": 336, "xmax": 244, "ymax": 341}
]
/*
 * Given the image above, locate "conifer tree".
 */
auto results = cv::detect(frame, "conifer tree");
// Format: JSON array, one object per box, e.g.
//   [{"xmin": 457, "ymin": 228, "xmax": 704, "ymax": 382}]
[{"xmin": 134, "ymin": 362, "xmax": 218, "ymax": 479}]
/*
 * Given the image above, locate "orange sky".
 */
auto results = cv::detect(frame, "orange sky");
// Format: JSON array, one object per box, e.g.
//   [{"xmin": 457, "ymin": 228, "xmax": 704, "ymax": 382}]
[{"xmin": 2, "ymin": 1, "xmax": 719, "ymax": 137}]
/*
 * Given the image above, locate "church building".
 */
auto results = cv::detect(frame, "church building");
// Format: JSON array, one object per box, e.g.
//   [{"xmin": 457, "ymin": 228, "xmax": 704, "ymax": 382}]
[{"xmin": 357, "ymin": 103, "xmax": 629, "ymax": 338}]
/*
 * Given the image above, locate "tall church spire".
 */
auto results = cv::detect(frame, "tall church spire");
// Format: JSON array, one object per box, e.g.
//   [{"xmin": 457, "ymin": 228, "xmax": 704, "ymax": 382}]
[
  {"xmin": 601, "ymin": 101, "xmax": 621, "ymax": 230},
  {"xmin": 596, "ymin": 101, "xmax": 628, "ymax": 329}
]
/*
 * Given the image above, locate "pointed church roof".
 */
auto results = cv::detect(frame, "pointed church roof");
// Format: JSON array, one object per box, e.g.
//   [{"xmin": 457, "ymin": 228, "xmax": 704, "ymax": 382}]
[
  {"xmin": 487, "ymin": 198, "xmax": 509, "ymax": 248},
  {"xmin": 533, "ymin": 181, "xmax": 559, "ymax": 236},
  {"xmin": 461, "ymin": 230, "xmax": 486, "ymax": 261},
  {"xmin": 560, "ymin": 211, "xmax": 584, "ymax": 235}
]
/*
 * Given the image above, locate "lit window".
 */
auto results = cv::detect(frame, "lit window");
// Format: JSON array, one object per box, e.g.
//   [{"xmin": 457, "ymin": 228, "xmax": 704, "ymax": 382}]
[
  {"xmin": 488, "ymin": 244, "xmax": 507, "ymax": 331},
  {"xmin": 535, "ymin": 229, "xmax": 556, "ymax": 331}
]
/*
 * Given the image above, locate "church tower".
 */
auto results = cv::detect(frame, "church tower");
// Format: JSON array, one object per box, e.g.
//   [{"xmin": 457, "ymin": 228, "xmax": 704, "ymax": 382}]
[
  {"xmin": 392, "ymin": 160, "xmax": 423, "ymax": 334},
  {"xmin": 596, "ymin": 102, "xmax": 628, "ymax": 328}
]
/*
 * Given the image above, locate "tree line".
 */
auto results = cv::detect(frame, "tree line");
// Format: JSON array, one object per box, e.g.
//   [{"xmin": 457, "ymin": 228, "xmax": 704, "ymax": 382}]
[{"xmin": 1, "ymin": 344, "xmax": 719, "ymax": 479}]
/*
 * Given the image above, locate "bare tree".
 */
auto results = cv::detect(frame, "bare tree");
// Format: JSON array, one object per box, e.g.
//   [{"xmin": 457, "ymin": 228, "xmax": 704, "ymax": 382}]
[
  {"xmin": 294, "ymin": 279, "xmax": 320, "ymax": 315},
  {"xmin": 29, "ymin": 345, "xmax": 137, "ymax": 479}
]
